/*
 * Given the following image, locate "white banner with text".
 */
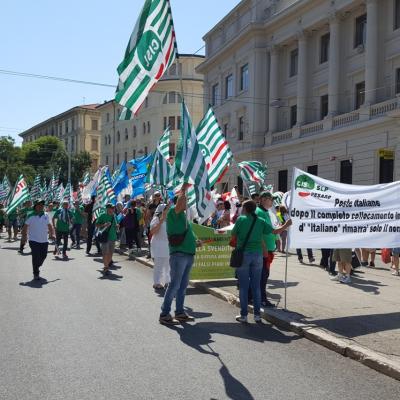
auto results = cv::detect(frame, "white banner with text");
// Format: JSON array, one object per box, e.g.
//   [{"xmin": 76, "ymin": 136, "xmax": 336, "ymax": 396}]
[{"xmin": 289, "ymin": 168, "xmax": 400, "ymax": 248}]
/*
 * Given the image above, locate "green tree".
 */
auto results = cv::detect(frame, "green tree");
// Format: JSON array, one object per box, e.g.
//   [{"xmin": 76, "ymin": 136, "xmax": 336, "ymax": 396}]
[{"xmin": 22, "ymin": 136, "xmax": 64, "ymax": 169}]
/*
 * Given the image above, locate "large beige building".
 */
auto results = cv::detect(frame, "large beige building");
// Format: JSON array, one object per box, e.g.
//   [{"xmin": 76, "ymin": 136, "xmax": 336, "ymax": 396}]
[
  {"xmin": 197, "ymin": 0, "xmax": 400, "ymax": 193},
  {"xmin": 99, "ymin": 54, "xmax": 204, "ymax": 170},
  {"xmin": 19, "ymin": 104, "xmax": 101, "ymax": 171}
]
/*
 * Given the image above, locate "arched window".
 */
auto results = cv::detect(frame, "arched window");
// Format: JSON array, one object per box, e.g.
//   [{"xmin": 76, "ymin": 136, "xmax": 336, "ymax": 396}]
[
  {"xmin": 108, "ymin": 135, "xmax": 111, "ymax": 145},
  {"xmin": 125, "ymin": 128, "xmax": 128, "ymax": 140},
  {"xmin": 147, "ymin": 121, "xmax": 150, "ymax": 133},
  {"xmin": 143, "ymin": 122, "xmax": 146, "ymax": 134},
  {"xmin": 133, "ymin": 126, "xmax": 137, "ymax": 137},
  {"xmin": 117, "ymin": 131, "xmax": 120, "ymax": 142},
  {"xmin": 163, "ymin": 93, "xmax": 168, "ymax": 104},
  {"xmin": 169, "ymin": 91, "xmax": 176, "ymax": 103}
]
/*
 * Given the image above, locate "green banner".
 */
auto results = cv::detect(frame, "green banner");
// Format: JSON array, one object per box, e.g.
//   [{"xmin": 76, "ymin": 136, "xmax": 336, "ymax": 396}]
[{"xmin": 190, "ymin": 223, "xmax": 234, "ymax": 280}]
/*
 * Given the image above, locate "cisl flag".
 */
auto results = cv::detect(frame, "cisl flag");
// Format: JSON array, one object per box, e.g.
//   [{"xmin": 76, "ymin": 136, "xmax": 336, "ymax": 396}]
[
  {"xmin": 289, "ymin": 168, "xmax": 400, "ymax": 248},
  {"xmin": 6, "ymin": 175, "xmax": 30, "ymax": 215}
]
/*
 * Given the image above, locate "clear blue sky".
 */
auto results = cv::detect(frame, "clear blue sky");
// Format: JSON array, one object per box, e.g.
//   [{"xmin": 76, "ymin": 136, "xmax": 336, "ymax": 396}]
[{"xmin": 0, "ymin": 0, "xmax": 240, "ymax": 144}]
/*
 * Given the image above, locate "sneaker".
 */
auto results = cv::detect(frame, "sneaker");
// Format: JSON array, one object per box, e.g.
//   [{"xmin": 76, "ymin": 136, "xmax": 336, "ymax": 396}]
[
  {"xmin": 261, "ymin": 300, "xmax": 275, "ymax": 308},
  {"xmin": 369, "ymin": 262, "xmax": 375, "ymax": 268},
  {"xmin": 330, "ymin": 273, "xmax": 342, "ymax": 281},
  {"xmin": 175, "ymin": 313, "xmax": 195, "ymax": 322},
  {"xmin": 102, "ymin": 269, "xmax": 111, "ymax": 276},
  {"xmin": 159, "ymin": 314, "xmax": 180, "ymax": 325},
  {"xmin": 298, "ymin": 258, "xmax": 304, "ymax": 264},
  {"xmin": 254, "ymin": 315, "xmax": 262, "ymax": 323},
  {"xmin": 235, "ymin": 315, "xmax": 248, "ymax": 323},
  {"xmin": 340, "ymin": 275, "xmax": 351, "ymax": 284},
  {"xmin": 309, "ymin": 257, "xmax": 315, "ymax": 263},
  {"xmin": 63, "ymin": 253, "xmax": 68, "ymax": 259},
  {"xmin": 391, "ymin": 270, "xmax": 400, "ymax": 276},
  {"xmin": 33, "ymin": 274, "xmax": 40, "ymax": 281}
]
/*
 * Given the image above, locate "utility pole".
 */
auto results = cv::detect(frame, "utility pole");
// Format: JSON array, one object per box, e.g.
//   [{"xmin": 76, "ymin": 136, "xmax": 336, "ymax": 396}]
[{"xmin": 67, "ymin": 143, "xmax": 71, "ymax": 183}]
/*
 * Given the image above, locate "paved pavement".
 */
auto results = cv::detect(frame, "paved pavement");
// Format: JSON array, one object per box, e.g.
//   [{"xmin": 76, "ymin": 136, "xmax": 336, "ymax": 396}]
[{"xmin": 1, "ymin": 238, "xmax": 400, "ymax": 399}]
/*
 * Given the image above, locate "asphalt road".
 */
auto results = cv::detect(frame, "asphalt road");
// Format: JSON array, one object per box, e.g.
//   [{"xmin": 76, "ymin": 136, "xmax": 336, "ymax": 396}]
[{"xmin": 1, "ymin": 238, "xmax": 399, "ymax": 400}]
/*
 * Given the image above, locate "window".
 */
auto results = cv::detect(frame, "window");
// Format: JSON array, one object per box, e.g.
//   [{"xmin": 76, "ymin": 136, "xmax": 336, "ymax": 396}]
[
  {"xmin": 177, "ymin": 63, "xmax": 182, "ymax": 76},
  {"xmin": 91, "ymin": 119, "xmax": 98, "ymax": 131},
  {"xmin": 320, "ymin": 33, "xmax": 330, "ymax": 64},
  {"xmin": 65, "ymin": 120, "xmax": 69, "ymax": 133},
  {"xmin": 225, "ymin": 74, "xmax": 233, "ymax": 99},
  {"xmin": 223, "ymin": 123, "xmax": 228, "ymax": 138},
  {"xmin": 176, "ymin": 116, "xmax": 181, "ymax": 131},
  {"xmin": 379, "ymin": 150, "xmax": 394, "ymax": 183},
  {"xmin": 106, "ymin": 113, "xmax": 110, "ymax": 123},
  {"xmin": 395, "ymin": 0, "xmax": 400, "ymax": 30},
  {"xmin": 144, "ymin": 146, "xmax": 148, "ymax": 156},
  {"xmin": 133, "ymin": 149, "xmax": 136, "ymax": 159},
  {"xmin": 147, "ymin": 121, "xmax": 150, "ymax": 133},
  {"xmin": 396, "ymin": 68, "xmax": 400, "ymax": 94},
  {"xmin": 59, "ymin": 123, "xmax": 62, "ymax": 136},
  {"xmin": 133, "ymin": 126, "xmax": 137, "ymax": 137},
  {"xmin": 355, "ymin": 81, "xmax": 365, "ymax": 109},
  {"xmin": 163, "ymin": 94, "xmax": 168, "ymax": 104},
  {"xmin": 290, "ymin": 105, "xmax": 297, "ymax": 128},
  {"xmin": 91, "ymin": 138, "xmax": 98, "ymax": 151},
  {"xmin": 238, "ymin": 117, "xmax": 244, "ymax": 141},
  {"xmin": 177, "ymin": 93, "xmax": 182, "ymax": 103},
  {"xmin": 124, "ymin": 152, "xmax": 128, "ymax": 162},
  {"xmin": 307, "ymin": 165, "xmax": 318, "ymax": 176},
  {"xmin": 145, "ymin": 97, "xmax": 149, "ymax": 108},
  {"xmin": 240, "ymin": 64, "xmax": 249, "ymax": 91},
  {"xmin": 278, "ymin": 170, "xmax": 288, "ymax": 192},
  {"xmin": 169, "ymin": 91, "xmax": 176, "ymax": 103},
  {"xmin": 163, "ymin": 117, "xmax": 167, "ymax": 130},
  {"xmin": 106, "ymin": 155, "xmax": 109, "ymax": 165},
  {"xmin": 212, "ymin": 83, "xmax": 219, "ymax": 106},
  {"xmin": 237, "ymin": 176, "xmax": 243, "ymax": 195},
  {"xmin": 320, "ymin": 95, "xmax": 329, "ymax": 119},
  {"xmin": 290, "ymin": 49, "xmax": 298, "ymax": 77},
  {"xmin": 355, "ymin": 14, "xmax": 367, "ymax": 48},
  {"xmin": 71, "ymin": 136, "xmax": 75, "ymax": 152},
  {"xmin": 125, "ymin": 128, "xmax": 128, "ymax": 140},
  {"xmin": 143, "ymin": 122, "xmax": 146, "ymax": 134},
  {"xmin": 168, "ymin": 116, "xmax": 176, "ymax": 130},
  {"xmin": 117, "ymin": 131, "xmax": 120, "ymax": 142},
  {"xmin": 169, "ymin": 142, "xmax": 175, "ymax": 157},
  {"xmin": 340, "ymin": 160, "xmax": 352, "ymax": 184},
  {"xmin": 116, "ymin": 153, "xmax": 120, "ymax": 165},
  {"xmin": 71, "ymin": 118, "xmax": 75, "ymax": 131}
]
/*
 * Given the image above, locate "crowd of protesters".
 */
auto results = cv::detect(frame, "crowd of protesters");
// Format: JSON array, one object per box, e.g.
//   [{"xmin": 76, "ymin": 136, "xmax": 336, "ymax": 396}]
[{"xmin": 1, "ymin": 185, "xmax": 399, "ymax": 326}]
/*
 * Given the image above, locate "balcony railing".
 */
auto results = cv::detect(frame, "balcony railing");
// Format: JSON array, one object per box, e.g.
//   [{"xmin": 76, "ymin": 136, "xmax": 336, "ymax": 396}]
[
  {"xmin": 268, "ymin": 96, "xmax": 400, "ymax": 146},
  {"xmin": 271, "ymin": 129, "xmax": 293, "ymax": 144}
]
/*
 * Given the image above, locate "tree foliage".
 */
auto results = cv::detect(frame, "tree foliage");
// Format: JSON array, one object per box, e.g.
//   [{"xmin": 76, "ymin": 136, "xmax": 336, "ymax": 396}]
[{"xmin": 0, "ymin": 136, "xmax": 93, "ymax": 189}]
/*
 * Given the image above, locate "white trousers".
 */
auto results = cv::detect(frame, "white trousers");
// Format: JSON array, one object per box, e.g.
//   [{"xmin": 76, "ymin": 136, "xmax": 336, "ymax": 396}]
[{"xmin": 153, "ymin": 256, "xmax": 170, "ymax": 285}]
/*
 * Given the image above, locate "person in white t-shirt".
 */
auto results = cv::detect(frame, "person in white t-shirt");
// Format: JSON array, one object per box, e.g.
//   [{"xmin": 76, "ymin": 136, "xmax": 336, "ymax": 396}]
[
  {"xmin": 21, "ymin": 199, "xmax": 55, "ymax": 280},
  {"xmin": 150, "ymin": 203, "xmax": 170, "ymax": 290}
]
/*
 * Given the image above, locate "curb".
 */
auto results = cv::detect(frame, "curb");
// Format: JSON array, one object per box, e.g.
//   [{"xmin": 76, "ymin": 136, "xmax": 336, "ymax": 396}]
[{"xmin": 135, "ymin": 257, "xmax": 400, "ymax": 381}]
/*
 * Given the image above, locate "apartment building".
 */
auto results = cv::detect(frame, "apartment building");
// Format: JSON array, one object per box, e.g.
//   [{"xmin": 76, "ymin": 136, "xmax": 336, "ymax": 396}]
[
  {"xmin": 197, "ymin": 0, "xmax": 400, "ymax": 192},
  {"xmin": 19, "ymin": 104, "xmax": 101, "ymax": 171},
  {"xmin": 98, "ymin": 55, "xmax": 204, "ymax": 170}
]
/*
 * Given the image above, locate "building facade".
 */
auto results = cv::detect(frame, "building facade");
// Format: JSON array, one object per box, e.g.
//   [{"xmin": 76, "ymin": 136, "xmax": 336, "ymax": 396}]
[
  {"xmin": 197, "ymin": 0, "xmax": 400, "ymax": 193},
  {"xmin": 19, "ymin": 104, "xmax": 101, "ymax": 171},
  {"xmin": 99, "ymin": 55, "xmax": 204, "ymax": 170}
]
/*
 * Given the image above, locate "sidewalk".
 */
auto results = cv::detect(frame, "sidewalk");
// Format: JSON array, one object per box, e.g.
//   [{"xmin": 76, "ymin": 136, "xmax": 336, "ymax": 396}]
[{"xmin": 136, "ymin": 250, "xmax": 400, "ymax": 380}]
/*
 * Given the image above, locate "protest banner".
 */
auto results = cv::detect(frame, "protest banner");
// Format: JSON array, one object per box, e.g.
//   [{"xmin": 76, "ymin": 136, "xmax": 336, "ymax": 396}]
[
  {"xmin": 190, "ymin": 223, "xmax": 234, "ymax": 280},
  {"xmin": 289, "ymin": 168, "xmax": 400, "ymax": 248}
]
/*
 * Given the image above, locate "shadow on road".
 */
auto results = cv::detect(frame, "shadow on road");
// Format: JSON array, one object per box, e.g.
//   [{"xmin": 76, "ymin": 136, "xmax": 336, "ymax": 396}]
[
  {"xmin": 97, "ymin": 270, "xmax": 123, "ymax": 281},
  {"xmin": 311, "ymin": 311, "xmax": 400, "ymax": 338},
  {"xmin": 19, "ymin": 278, "xmax": 60, "ymax": 288},
  {"xmin": 166, "ymin": 320, "xmax": 297, "ymax": 399}
]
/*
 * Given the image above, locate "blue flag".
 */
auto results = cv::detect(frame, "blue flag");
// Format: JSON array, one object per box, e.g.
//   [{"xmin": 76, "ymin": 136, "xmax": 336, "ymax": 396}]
[
  {"xmin": 129, "ymin": 154, "xmax": 154, "ymax": 179},
  {"xmin": 131, "ymin": 176, "xmax": 145, "ymax": 198},
  {"xmin": 112, "ymin": 161, "xmax": 130, "ymax": 196}
]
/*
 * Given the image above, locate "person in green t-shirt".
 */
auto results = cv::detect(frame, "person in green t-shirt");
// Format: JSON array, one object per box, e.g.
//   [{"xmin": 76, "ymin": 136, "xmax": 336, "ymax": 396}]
[
  {"xmin": 52, "ymin": 200, "xmax": 73, "ymax": 258},
  {"xmin": 96, "ymin": 203, "xmax": 118, "ymax": 276},
  {"xmin": 70, "ymin": 201, "xmax": 84, "ymax": 249},
  {"xmin": 231, "ymin": 199, "xmax": 291, "ymax": 323},
  {"xmin": 18, "ymin": 200, "xmax": 33, "ymax": 254},
  {"xmin": 159, "ymin": 183, "xmax": 199, "ymax": 326},
  {"xmin": 6, "ymin": 209, "xmax": 18, "ymax": 241}
]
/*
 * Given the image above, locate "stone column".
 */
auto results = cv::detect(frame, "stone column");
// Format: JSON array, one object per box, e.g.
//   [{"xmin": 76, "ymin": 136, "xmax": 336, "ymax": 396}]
[
  {"xmin": 365, "ymin": 0, "xmax": 378, "ymax": 105},
  {"xmin": 297, "ymin": 32, "xmax": 308, "ymax": 126},
  {"xmin": 268, "ymin": 46, "xmax": 280, "ymax": 133},
  {"xmin": 328, "ymin": 14, "xmax": 340, "ymax": 116}
]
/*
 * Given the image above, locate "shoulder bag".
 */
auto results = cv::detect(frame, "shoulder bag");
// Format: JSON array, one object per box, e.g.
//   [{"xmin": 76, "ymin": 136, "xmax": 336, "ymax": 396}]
[{"xmin": 230, "ymin": 216, "xmax": 258, "ymax": 268}]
